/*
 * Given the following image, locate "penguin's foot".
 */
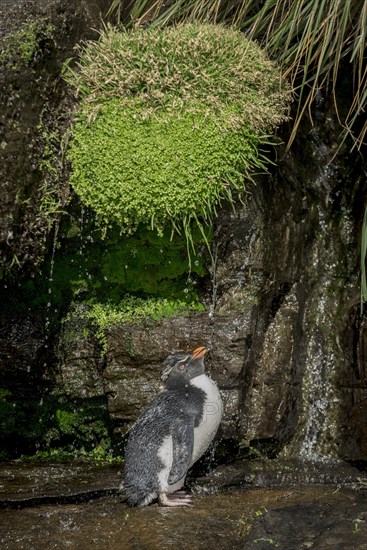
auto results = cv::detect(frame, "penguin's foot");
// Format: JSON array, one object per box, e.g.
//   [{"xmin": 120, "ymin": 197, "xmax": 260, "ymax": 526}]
[{"xmin": 158, "ymin": 491, "xmax": 193, "ymax": 507}]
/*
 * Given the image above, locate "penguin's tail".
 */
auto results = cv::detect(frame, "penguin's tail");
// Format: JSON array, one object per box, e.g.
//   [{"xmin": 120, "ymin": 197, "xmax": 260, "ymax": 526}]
[
  {"xmin": 123, "ymin": 479, "xmax": 156, "ymax": 507},
  {"xmin": 118, "ymin": 480, "xmax": 128, "ymax": 504}
]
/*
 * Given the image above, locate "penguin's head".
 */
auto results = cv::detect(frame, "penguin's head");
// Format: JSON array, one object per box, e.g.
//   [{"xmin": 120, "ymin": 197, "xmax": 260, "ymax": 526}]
[{"xmin": 162, "ymin": 346, "xmax": 207, "ymax": 388}]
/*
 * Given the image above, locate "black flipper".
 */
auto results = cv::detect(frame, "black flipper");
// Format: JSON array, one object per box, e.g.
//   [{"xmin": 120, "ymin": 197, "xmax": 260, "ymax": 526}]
[{"xmin": 168, "ymin": 414, "xmax": 195, "ymax": 485}]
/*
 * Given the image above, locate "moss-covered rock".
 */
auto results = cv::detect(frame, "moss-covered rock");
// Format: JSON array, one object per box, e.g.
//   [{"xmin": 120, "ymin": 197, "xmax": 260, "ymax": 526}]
[
  {"xmin": 0, "ymin": 385, "xmax": 114, "ymax": 461},
  {"xmin": 0, "ymin": 16, "xmax": 55, "ymax": 67}
]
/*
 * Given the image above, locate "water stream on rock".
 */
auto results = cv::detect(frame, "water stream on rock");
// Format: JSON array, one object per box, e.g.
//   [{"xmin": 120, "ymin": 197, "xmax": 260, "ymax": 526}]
[{"xmin": 44, "ymin": 222, "xmax": 59, "ymax": 338}]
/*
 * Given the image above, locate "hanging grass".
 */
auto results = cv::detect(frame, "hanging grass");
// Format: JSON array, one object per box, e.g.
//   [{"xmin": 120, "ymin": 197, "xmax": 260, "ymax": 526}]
[
  {"xmin": 65, "ymin": 23, "xmax": 291, "ymax": 244},
  {"xmin": 361, "ymin": 205, "xmax": 367, "ymax": 313},
  {"xmin": 107, "ymin": 0, "xmax": 367, "ymax": 151}
]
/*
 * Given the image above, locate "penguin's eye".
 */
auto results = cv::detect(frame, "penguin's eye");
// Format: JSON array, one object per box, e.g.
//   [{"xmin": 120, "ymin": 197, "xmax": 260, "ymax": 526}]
[{"xmin": 179, "ymin": 364, "xmax": 185, "ymax": 370}]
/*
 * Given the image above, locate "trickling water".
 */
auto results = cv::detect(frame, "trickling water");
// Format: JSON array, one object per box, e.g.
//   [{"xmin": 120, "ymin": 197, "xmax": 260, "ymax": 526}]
[
  {"xmin": 296, "ymin": 206, "xmax": 340, "ymax": 460},
  {"xmin": 299, "ymin": 338, "xmax": 334, "ymax": 460},
  {"xmin": 44, "ymin": 222, "xmax": 59, "ymax": 337},
  {"xmin": 208, "ymin": 243, "xmax": 218, "ymax": 334}
]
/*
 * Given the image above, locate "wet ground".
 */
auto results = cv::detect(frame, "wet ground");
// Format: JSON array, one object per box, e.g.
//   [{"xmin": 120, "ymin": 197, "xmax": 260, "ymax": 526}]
[{"xmin": 1, "ymin": 460, "xmax": 367, "ymax": 549}]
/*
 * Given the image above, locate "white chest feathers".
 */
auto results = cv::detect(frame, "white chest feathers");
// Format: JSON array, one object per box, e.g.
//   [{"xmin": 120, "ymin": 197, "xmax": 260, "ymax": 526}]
[{"xmin": 190, "ymin": 373, "xmax": 223, "ymax": 465}]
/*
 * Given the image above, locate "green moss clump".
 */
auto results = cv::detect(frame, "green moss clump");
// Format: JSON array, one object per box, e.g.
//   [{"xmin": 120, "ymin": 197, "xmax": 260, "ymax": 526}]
[
  {"xmin": 89, "ymin": 294, "xmax": 205, "ymax": 328},
  {"xmin": 65, "ymin": 23, "xmax": 291, "ymax": 239},
  {"xmin": 99, "ymin": 225, "xmax": 208, "ymax": 297},
  {"xmin": 1, "ymin": 217, "xmax": 208, "ymax": 325},
  {"xmin": 69, "ymin": 98, "xmax": 264, "ymax": 235}
]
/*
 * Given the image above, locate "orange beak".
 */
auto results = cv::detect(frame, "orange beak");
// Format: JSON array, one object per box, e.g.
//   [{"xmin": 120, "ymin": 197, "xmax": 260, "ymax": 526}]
[{"xmin": 191, "ymin": 346, "xmax": 207, "ymax": 360}]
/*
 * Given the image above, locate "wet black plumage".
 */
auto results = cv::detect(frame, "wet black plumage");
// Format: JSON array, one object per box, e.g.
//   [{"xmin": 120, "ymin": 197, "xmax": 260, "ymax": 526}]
[
  {"xmin": 124, "ymin": 385, "xmax": 205, "ymax": 507},
  {"xmin": 122, "ymin": 346, "xmax": 222, "ymax": 507}
]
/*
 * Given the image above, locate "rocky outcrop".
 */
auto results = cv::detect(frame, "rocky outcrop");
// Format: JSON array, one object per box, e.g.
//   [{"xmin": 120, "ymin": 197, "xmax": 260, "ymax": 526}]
[
  {"xmin": 0, "ymin": 0, "xmax": 111, "ymax": 274},
  {"xmin": 103, "ymin": 313, "xmax": 246, "ymax": 435},
  {"xmin": 91, "ymin": 106, "xmax": 367, "ymax": 461}
]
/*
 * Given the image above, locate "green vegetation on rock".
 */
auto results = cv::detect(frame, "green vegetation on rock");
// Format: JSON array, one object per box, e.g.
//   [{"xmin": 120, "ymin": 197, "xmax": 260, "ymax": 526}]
[
  {"xmin": 58, "ymin": 294, "xmax": 205, "ymax": 362},
  {"xmin": 88, "ymin": 295, "xmax": 205, "ymax": 330},
  {"xmin": 0, "ymin": 17, "xmax": 55, "ymax": 67},
  {"xmin": 16, "ymin": 218, "xmax": 208, "ymax": 310},
  {"xmin": 80, "ymin": 294, "xmax": 205, "ymax": 354},
  {"xmin": 65, "ymin": 23, "xmax": 291, "ymax": 240},
  {"xmin": 0, "ymin": 386, "xmax": 116, "ymax": 462}
]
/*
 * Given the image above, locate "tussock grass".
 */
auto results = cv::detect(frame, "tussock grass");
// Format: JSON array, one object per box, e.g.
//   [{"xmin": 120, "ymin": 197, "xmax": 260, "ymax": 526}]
[
  {"xmin": 108, "ymin": 0, "xmax": 367, "ymax": 150},
  {"xmin": 66, "ymin": 23, "xmax": 290, "ymax": 132}
]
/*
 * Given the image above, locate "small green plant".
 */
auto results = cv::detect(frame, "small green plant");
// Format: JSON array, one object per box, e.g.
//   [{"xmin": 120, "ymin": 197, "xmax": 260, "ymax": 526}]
[
  {"xmin": 352, "ymin": 517, "xmax": 364, "ymax": 534},
  {"xmin": 22, "ymin": 447, "xmax": 124, "ymax": 464},
  {"xmin": 36, "ymin": 118, "xmax": 69, "ymax": 230},
  {"xmin": 65, "ymin": 23, "xmax": 290, "ymax": 246},
  {"xmin": 235, "ymin": 516, "xmax": 252, "ymax": 539}
]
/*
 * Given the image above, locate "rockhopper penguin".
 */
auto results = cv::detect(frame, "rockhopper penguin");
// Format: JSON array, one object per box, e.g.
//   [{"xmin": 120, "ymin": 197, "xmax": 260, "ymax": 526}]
[{"xmin": 123, "ymin": 346, "xmax": 223, "ymax": 507}]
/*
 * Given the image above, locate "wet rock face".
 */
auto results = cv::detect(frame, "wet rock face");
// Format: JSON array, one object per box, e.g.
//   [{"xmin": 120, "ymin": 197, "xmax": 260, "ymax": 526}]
[
  {"xmin": 0, "ymin": 315, "xmax": 48, "ymax": 399},
  {"xmin": 0, "ymin": 0, "xmax": 111, "ymax": 274},
  {"xmin": 103, "ymin": 314, "xmax": 246, "ymax": 435},
  {"xmin": 226, "ymin": 114, "xmax": 365, "ymax": 461},
  {"xmin": 98, "ymin": 107, "xmax": 367, "ymax": 462},
  {"xmin": 55, "ymin": 305, "xmax": 105, "ymax": 399}
]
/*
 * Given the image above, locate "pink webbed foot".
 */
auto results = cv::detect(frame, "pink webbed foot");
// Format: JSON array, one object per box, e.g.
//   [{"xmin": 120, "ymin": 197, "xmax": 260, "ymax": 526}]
[{"xmin": 158, "ymin": 491, "xmax": 193, "ymax": 507}]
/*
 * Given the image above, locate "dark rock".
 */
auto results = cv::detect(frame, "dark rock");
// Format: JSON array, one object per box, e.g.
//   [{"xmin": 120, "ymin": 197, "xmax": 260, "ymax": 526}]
[
  {"xmin": 244, "ymin": 500, "xmax": 367, "ymax": 549},
  {"xmin": 0, "ymin": 314, "xmax": 48, "ymax": 398},
  {"xmin": 104, "ymin": 312, "xmax": 247, "ymax": 433},
  {"xmin": 0, "ymin": 0, "xmax": 112, "ymax": 275},
  {"xmin": 0, "ymin": 461, "xmax": 120, "ymax": 507},
  {"xmin": 192, "ymin": 458, "xmax": 366, "ymax": 491},
  {"xmin": 55, "ymin": 304, "xmax": 105, "ymax": 399}
]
